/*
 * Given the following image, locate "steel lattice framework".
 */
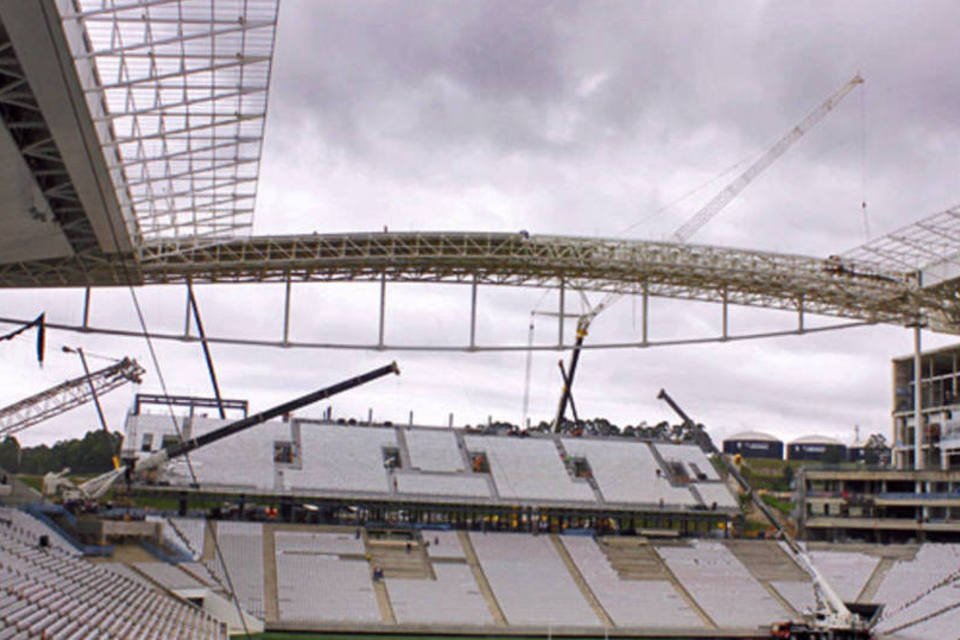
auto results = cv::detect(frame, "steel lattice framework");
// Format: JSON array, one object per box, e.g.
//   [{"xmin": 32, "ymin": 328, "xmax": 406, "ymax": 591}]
[
  {"xmin": 0, "ymin": 18, "xmax": 100, "ymax": 254},
  {"xmin": 845, "ymin": 202, "xmax": 960, "ymax": 281},
  {"xmin": 3, "ymin": 232, "xmax": 958, "ymax": 334},
  {"xmin": 59, "ymin": 0, "xmax": 279, "ymax": 244},
  {"xmin": 0, "ymin": 356, "xmax": 144, "ymax": 437},
  {"xmin": 132, "ymin": 232, "xmax": 958, "ymax": 334}
]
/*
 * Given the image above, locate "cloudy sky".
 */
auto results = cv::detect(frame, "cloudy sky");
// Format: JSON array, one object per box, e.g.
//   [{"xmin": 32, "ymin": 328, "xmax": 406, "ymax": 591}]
[{"xmin": 4, "ymin": 0, "xmax": 960, "ymax": 448}]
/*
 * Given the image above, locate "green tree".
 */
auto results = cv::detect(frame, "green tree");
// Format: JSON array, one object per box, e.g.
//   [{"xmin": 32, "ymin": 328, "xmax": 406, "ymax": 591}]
[{"xmin": 0, "ymin": 436, "xmax": 21, "ymax": 472}]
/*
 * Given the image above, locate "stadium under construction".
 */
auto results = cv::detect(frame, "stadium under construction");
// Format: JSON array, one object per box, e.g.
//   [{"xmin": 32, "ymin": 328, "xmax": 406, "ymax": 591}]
[{"xmin": 4, "ymin": 1, "xmax": 960, "ymax": 639}]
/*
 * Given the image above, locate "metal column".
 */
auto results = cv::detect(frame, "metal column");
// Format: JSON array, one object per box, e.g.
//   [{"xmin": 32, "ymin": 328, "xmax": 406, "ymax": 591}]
[{"xmin": 914, "ymin": 325, "xmax": 924, "ymax": 471}]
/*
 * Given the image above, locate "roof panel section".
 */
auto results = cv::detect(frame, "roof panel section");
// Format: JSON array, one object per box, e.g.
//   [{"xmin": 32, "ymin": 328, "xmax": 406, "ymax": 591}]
[{"xmin": 58, "ymin": 0, "xmax": 279, "ymax": 245}]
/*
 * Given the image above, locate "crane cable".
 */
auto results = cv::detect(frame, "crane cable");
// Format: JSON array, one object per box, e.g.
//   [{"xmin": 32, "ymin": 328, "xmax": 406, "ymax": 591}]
[{"xmin": 860, "ymin": 79, "xmax": 871, "ymax": 242}]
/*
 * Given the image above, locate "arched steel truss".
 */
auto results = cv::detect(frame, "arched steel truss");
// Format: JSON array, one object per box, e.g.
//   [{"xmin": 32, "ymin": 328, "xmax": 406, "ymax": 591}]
[{"xmin": 2, "ymin": 231, "xmax": 958, "ymax": 352}]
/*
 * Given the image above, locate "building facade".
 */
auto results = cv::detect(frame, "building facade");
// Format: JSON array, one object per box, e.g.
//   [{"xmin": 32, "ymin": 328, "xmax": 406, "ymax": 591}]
[
  {"xmin": 892, "ymin": 343, "xmax": 960, "ymax": 470},
  {"xmin": 796, "ymin": 468, "xmax": 960, "ymax": 543}
]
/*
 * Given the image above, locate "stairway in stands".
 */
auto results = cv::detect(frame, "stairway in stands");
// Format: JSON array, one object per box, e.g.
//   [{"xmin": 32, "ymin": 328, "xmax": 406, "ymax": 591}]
[
  {"xmin": 724, "ymin": 540, "xmax": 808, "ymax": 582},
  {"xmin": 365, "ymin": 534, "xmax": 433, "ymax": 579},
  {"xmin": 596, "ymin": 536, "xmax": 671, "ymax": 579}
]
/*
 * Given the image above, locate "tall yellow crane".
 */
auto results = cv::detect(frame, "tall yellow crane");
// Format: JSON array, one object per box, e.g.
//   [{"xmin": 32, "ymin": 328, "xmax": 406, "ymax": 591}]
[{"xmin": 551, "ymin": 75, "xmax": 865, "ymax": 432}]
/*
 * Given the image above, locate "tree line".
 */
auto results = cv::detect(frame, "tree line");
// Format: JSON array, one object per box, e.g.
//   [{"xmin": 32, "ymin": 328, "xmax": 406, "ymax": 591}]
[{"xmin": 0, "ymin": 430, "xmax": 122, "ymax": 475}]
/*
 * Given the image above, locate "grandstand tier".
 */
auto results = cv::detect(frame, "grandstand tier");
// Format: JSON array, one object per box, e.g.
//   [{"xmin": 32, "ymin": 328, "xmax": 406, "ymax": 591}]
[
  {"xmin": 3, "ymin": 509, "xmax": 960, "ymax": 639},
  {"xmin": 124, "ymin": 418, "xmax": 738, "ymax": 532}
]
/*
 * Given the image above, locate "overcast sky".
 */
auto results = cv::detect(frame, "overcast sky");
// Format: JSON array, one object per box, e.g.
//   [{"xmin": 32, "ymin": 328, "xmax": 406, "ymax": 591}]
[{"xmin": 4, "ymin": 0, "xmax": 960, "ymax": 449}]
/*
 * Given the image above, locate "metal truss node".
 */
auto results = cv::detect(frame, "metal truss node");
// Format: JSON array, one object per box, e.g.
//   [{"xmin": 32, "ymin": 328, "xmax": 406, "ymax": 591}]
[
  {"xmin": 58, "ymin": 0, "xmax": 280, "ymax": 245},
  {"xmin": 845, "ymin": 203, "xmax": 960, "ymax": 287}
]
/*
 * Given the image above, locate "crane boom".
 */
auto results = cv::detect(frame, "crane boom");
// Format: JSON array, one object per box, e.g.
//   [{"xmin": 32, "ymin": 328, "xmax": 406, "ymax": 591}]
[
  {"xmin": 670, "ymin": 74, "xmax": 864, "ymax": 243},
  {"xmin": 656, "ymin": 389, "xmax": 867, "ymax": 634},
  {"xmin": 0, "ymin": 358, "xmax": 145, "ymax": 437},
  {"xmin": 550, "ymin": 76, "xmax": 865, "ymax": 432},
  {"xmin": 53, "ymin": 362, "xmax": 401, "ymax": 501}
]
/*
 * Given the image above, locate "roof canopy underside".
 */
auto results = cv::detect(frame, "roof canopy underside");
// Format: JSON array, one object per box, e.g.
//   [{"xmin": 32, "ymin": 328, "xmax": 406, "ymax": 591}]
[{"xmin": 60, "ymin": 0, "xmax": 279, "ymax": 244}]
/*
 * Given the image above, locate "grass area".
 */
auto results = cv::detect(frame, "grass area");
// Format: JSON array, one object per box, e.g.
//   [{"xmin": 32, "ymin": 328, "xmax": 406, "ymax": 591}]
[
  {"xmin": 761, "ymin": 493, "xmax": 794, "ymax": 516},
  {"xmin": 16, "ymin": 474, "xmax": 43, "ymax": 491}
]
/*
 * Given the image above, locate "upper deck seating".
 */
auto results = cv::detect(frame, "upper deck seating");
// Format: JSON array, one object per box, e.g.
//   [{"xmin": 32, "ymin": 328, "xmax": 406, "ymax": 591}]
[
  {"xmin": 284, "ymin": 424, "xmax": 397, "ymax": 493},
  {"xmin": 654, "ymin": 443, "xmax": 720, "ymax": 481},
  {"xmin": 464, "ymin": 436, "xmax": 595, "ymax": 503},
  {"xmin": 405, "ymin": 428, "xmax": 465, "ymax": 472},
  {"xmin": 562, "ymin": 438, "xmax": 696, "ymax": 506}
]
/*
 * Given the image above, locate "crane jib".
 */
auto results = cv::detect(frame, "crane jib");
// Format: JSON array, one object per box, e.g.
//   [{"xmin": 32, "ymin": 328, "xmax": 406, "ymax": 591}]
[{"xmin": 163, "ymin": 361, "xmax": 399, "ymax": 461}]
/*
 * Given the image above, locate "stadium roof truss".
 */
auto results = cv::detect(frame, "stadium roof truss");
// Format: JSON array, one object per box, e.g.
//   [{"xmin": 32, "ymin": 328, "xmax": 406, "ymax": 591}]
[
  {"xmin": 59, "ymin": 0, "xmax": 279, "ymax": 245},
  {"xmin": 2, "ymin": 3, "xmax": 960, "ymax": 351},
  {"xmin": 845, "ymin": 203, "xmax": 960, "ymax": 290}
]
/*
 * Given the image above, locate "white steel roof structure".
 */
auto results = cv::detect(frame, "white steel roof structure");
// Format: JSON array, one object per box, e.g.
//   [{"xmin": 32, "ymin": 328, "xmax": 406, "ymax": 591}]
[
  {"xmin": 2, "ymin": 2, "xmax": 960, "ymax": 352},
  {"xmin": 60, "ymin": 0, "xmax": 279, "ymax": 244}
]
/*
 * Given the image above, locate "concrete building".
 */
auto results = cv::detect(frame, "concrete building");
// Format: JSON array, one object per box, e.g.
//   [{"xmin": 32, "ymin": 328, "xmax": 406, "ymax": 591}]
[
  {"xmin": 796, "ymin": 467, "xmax": 960, "ymax": 543},
  {"xmin": 787, "ymin": 435, "xmax": 846, "ymax": 462},
  {"xmin": 892, "ymin": 342, "xmax": 960, "ymax": 470},
  {"xmin": 722, "ymin": 431, "xmax": 783, "ymax": 460}
]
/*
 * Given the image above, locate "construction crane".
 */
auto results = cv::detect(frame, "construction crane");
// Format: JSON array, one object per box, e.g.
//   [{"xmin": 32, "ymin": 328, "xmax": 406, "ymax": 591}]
[
  {"xmin": 0, "ymin": 357, "xmax": 145, "ymax": 438},
  {"xmin": 657, "ymin": 389, "xmax": 874, "ymax": 639},
  {"xmin": 550, "ymin": 75, "xmax": 864, "ymax": 432},
  {"xmin": 671, "ymin": 74, "xmax": 863, "ymax": 243},
  {"xmin": 44, "ymin": 362, "xmax": 399, "ymax": 502}
]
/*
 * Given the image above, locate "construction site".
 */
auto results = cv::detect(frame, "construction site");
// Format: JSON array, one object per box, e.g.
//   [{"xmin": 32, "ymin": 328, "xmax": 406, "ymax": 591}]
[{"xmin": 2, "ymin": 1, "xmax": 960, "ymax": 639}]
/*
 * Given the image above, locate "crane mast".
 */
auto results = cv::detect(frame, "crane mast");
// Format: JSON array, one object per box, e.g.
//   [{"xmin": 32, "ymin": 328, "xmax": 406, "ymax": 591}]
[{"xmin": 0, "ymin": 357, "xmax": 145, "ymax": 438}]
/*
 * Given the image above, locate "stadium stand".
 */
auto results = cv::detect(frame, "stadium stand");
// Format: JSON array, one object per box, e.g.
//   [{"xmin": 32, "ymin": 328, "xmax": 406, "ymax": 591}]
[
  {"xmin": 164, "ymin": 419, "xmax": 287, "ymax": 490},
  {"xmin": 463, "ymin": 436, "xmax": 595, "ymax": 503},
  {"xmin": 769, "ymin": 580, "xmax": 817, "ymax": 614},
  {"xmin": 0, "ymin": 508, "xmax": 227, "ymax": 639},
  {"xmin": 0, "ymin": 507, "xmax": 80, "ymax": 556},
  {"xmin": 655, "ymin": 442, "xmax": 721, "ymax": 481},
  {"xmin": 209, "ymin": 521, "xmax": 265, "ymax": 618},
  {"xmin": 806, "ymin": 547, "xmax": 880, "ymax": 602},
  {"xmin": 285, "ymin": 424, "xmax": 397, "ymax": 493},
  {"xmin": 387, "ymin": 564, "xmax": 493, "ymax": 625},
  {"xmin": 657, "ymin": 540, "xmax": 790, "ymax": 628},
  {"xmin": 425, "ymin": 530, "xmax": 467, "ymax": 559},
  {"xmin": 694, "ymin": 482, "xmax": 739, "ymax": 509},
  {"xmin": 405, "ymin": 428, "xmax": 466, "ymax": 472},
  {"xmin": 560, "ymin": 535, "xmax": 703, "ymax": 628},
  {"xmin": 275, "ymin": 530, "xmax": 365, "ymax": 555},
  {"xmin": 468, "ymin": 531, "xmax": 599, "ymax": 627},
  {"xmin": 134, "ymin": 562, "xmax": 209, "ymax": 590},
  {"xmin": 146, "ymin": 514, "xmax": 206, "ymax": 560},
  {"xmin": 872, "ymin": 545, "xmax": 960, "ymax": 625},
  {"xmin": 395, "ymin": 472, "xmax": 491, "ymax": 498},
  {"xmin": 126, "ymin": 417, "xmax": 738, "ymax": 512},
  {"xmin": 561, "ymin": 438, "xmax": 694, "ymax": 506},
  {"xmin": 274, "ymin": 531, "xmax": 380, "ymax": 624}
]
